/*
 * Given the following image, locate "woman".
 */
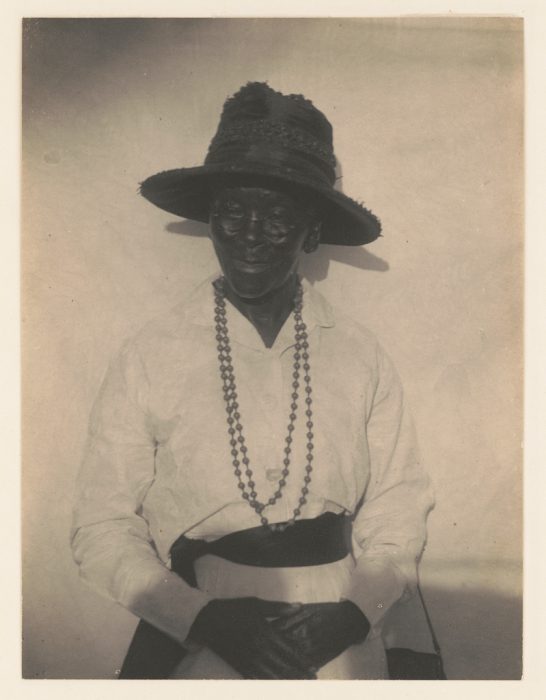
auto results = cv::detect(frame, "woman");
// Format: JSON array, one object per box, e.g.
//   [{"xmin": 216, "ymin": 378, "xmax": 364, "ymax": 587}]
[{"xmin": 71, "ymin": 82, "xmax": 436, "ymax": 679}]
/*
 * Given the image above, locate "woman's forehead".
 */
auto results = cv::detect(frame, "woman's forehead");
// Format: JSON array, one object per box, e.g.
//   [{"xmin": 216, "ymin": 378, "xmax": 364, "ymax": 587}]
[{"xmin": 211, "ymin": 185, "xmax": 320, "ymax": 216}]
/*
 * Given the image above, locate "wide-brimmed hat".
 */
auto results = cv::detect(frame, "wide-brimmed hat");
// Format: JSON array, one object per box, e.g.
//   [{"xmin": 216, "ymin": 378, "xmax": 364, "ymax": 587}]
[{"xmin": 140, "ymin": 82, "xmax": 381, "ymax": 246}]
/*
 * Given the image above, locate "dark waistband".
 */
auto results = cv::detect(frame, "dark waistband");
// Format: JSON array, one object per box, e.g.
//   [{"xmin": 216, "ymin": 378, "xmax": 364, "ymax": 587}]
[{"xmin": 169, "ymin": 512, "xmax": 352, "ymax": 587}]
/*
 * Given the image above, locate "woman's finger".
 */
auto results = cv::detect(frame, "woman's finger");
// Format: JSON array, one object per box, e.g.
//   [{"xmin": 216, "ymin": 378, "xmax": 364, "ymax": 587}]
[
  {"xmin": 257, "ymin": 649, "xmax": 315, "ymax": 680},
  {"xmin": 248, "ymin": 658, "xmax": 289, "ymax": 680},
  {"xmin": 253, "ymin": 626, "xmax": 315, "ymax": 677},
  {"xmin": 265, "ymin": 629, "xmax": 316, "ymax": 676},
  {"xmin": 270, "ymin": 608, "xmax": 314, "ymax": 632},
  {"xmin": 244, "ymin": 646, "xmax": 307, "ymax": 680},
  {"xmin": 253, "ymin": 598, "xmax": 303, "ymax": 618}
]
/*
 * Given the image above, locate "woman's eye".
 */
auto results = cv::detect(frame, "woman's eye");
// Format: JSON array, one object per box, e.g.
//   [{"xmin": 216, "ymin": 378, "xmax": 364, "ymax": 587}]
[
  {"xmin": 266, "ymin": 210, "xmax": 295, "ymax": 232},
  {"xmin": 264, "ymin": 226, "xmax": 290, "ymax": 243},
  {"xmin": 268, "ymin": 208, "xmax": 289, "ymax": 222},
  {"xmin": 223, "ymin": 201, "xmax": 244, "ymax": 216}
]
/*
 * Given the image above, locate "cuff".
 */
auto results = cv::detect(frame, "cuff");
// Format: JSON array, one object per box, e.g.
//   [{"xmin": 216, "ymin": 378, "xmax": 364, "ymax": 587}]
[
  {"xmin": 341, "ymin": 557, "xmax": 407, "ymax": 639},
  {"xmin": 123, "ymin": 566, "xmax": 213, "ymax": 648}
]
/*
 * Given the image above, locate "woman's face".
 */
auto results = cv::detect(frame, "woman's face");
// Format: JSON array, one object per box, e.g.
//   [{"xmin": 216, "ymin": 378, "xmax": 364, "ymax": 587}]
[{"xmin": 209, "ymin": 185, "xmax": 320, "ymax": 300}]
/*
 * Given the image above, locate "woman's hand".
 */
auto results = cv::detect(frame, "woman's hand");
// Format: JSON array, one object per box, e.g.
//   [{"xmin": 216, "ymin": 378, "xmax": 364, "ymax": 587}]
[
  {"xmin": 271, "ymin": 600, "xmax": 371, "ymax": 671},
  {"xmin": 187, "ymin": 597, "xmax": 317, "ymax": 679}
]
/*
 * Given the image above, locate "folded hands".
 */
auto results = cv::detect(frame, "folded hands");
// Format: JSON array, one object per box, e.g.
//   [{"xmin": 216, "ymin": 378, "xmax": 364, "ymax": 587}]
[{"xmin": 187, "ymin": 596, "xmax": 371, "ymax": 679}]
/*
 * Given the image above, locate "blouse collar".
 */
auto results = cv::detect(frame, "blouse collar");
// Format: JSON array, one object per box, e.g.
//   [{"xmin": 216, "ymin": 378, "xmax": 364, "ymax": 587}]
[{"xmin": 183, "ymin": 274, "xmax": 335, "ymax": 353}]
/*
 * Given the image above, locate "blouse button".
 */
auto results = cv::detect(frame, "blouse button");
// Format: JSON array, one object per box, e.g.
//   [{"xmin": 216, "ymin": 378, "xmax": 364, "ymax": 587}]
[
  {"xmin": 263, "ymin": 393, "xmax": 276, "ymax": 409},
  {"xmin": 266, "ymin": 468, "xmax": 282, "ymax": 482}
]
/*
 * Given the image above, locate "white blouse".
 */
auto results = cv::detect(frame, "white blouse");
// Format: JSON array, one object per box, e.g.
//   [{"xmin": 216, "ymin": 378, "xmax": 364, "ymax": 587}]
[{"xmin": 71, "ymin": 277, "xmax": 434, "ymax": 647}]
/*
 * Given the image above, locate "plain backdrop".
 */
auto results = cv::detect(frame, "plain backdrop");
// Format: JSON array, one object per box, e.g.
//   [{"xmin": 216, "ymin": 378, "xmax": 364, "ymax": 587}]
[{"xmin": 22, "ymin": 17, "xmax": 523, "ymax": 679}]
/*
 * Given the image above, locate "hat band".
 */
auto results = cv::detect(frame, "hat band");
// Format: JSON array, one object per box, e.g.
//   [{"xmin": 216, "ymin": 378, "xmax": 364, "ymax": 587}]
[
  {"xmin": 208, "ymin": 119, "xmax": 336, "ymax": 168},
  {"xmin": 204, "ymin": 142, "xmax": 336, "ymax": 188}
]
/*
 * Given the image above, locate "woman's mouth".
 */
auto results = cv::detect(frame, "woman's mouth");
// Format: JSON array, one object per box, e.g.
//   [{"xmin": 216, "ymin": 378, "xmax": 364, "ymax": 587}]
[{"xmin": 233, "ymin": 259, "xmax": 272, "ymax": 272}]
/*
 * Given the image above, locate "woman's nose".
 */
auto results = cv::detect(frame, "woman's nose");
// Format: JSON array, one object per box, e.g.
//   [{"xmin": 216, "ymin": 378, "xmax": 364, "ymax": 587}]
[{"xmin": 243, "ymin": 213, "xmax": 263, "ymax": 244}]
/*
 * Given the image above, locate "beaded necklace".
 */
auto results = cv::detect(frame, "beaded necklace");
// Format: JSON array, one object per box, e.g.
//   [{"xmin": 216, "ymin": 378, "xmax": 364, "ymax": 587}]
[{"xmin": 213, "ymin": 277, "xmax": 314, "ymax": 532}]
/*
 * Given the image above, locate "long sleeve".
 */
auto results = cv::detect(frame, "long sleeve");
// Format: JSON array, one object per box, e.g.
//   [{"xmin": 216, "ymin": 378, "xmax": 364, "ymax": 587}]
[
  {"xmin": 70, "ymin": 340, "xmax": 211, "ymax": 646},
  {"xmin": 343, "ymin": 344, "xmax": 434, "ymax": 633}
]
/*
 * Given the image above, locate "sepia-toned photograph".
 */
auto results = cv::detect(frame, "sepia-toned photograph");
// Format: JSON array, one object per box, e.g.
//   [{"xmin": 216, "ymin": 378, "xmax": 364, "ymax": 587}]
[{"xmin": 21, "ymin": 16, "xmax": 523, "ymax": 681}]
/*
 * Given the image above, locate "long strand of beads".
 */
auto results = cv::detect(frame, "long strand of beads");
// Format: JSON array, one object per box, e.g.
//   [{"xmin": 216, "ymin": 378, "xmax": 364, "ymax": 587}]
[{"xmin": 213, "ymin": 277, "xmax": 314, "ymax": 532}]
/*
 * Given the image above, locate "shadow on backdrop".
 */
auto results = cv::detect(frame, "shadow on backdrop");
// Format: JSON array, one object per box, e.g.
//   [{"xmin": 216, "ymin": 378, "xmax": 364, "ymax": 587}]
[{"xmin": 165, "ymin": 220, "xmax": 389, "ymax": 283}]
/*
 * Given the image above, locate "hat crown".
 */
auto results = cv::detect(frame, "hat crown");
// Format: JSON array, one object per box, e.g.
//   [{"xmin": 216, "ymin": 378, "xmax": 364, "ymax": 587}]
[
  {"xmin": 206, "ymin": 82, "xmax": 336, "ymax": 180},
  {"xmin": 220, "ymin": 82, "xmax": 333, "ymax": 143}
]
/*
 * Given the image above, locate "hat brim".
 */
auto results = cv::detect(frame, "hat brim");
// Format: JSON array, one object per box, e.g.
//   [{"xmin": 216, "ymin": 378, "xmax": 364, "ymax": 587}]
[{"xmin": 139, "ymin": 164, "xmax": 381, "ymax": 246}]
